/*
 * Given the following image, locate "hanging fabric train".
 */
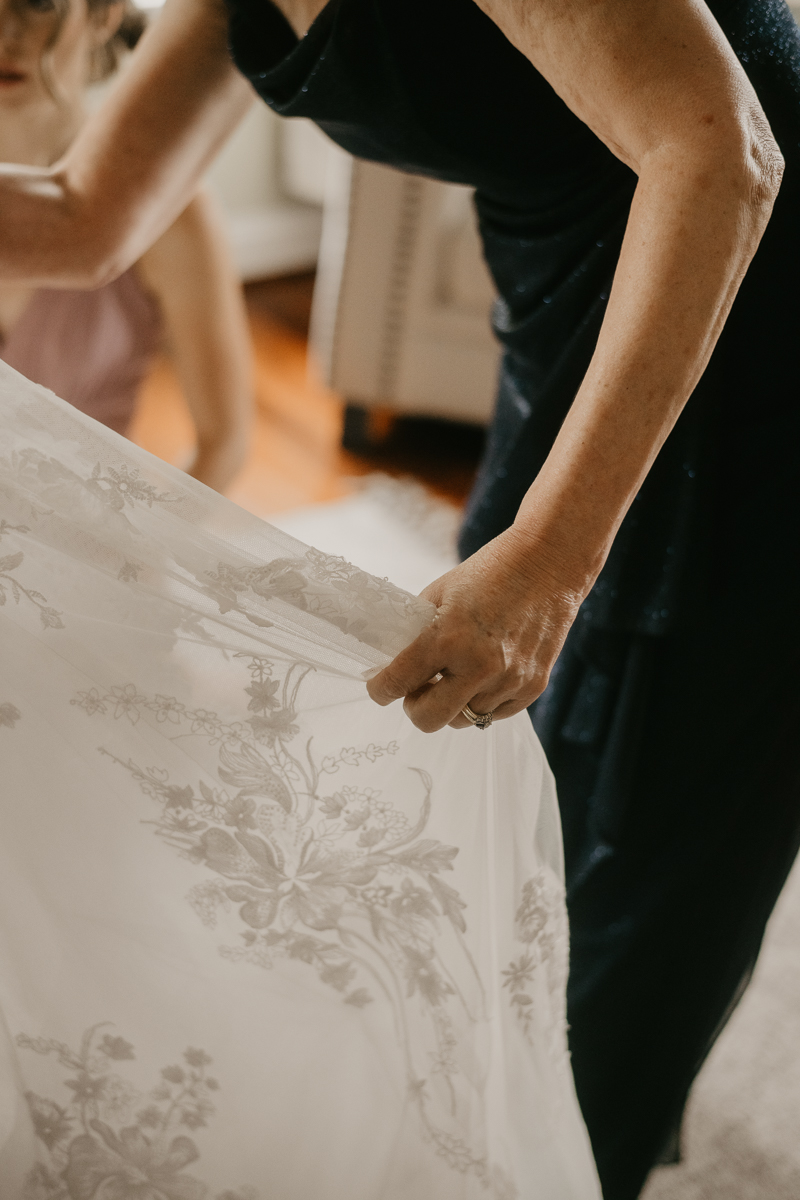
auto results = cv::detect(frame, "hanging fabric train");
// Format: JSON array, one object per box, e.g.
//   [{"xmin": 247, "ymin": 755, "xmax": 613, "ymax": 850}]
[{"xmin": 0, "ymin": 360, "xmax": 600, "ymax": 1199}]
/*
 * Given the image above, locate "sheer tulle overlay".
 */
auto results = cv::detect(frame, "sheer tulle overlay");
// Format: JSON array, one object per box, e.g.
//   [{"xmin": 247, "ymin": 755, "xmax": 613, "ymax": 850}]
[{"xmin": 0, "ymin": 361, "xmax": 600, "ymax": 1199}]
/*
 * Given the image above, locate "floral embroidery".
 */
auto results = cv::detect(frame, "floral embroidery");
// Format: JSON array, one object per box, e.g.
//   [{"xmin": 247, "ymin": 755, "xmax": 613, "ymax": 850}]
[
  {"xmin": 503, "ymin": 871, "xmax": 569, "ymax": 1057},
  {"xmin": 0, "ymin": 449, "xmax": 174, "ymax": 517},
  {"xmin": 74, "ymin": 656, "xmax": 516, "ymax": 1197},
  {"xmin": 117, "ymin": 562, "xmax": 141, "ymax": 583},
  {"xmin": 69, "ymin": 688, "xmax": 106, "ymax": 717},
  {"xmin": 16, "ymin": 1024, "xmax": 255, "ymax": 1200},
  {"xmin": 320, "ymin": 743, "xmax": 400, "ymax": 775},
  {"xmin": 0, "ymin": 519, "xmax": 63, "ymax": 630},
  {"xmin": 0, "ymin": 700, "xmax": 21, "ymax": 728},
  {"xmin": 202, "ymin": 548, "xmax": 432, "ymax": 652},
  {"xmin": 86, "ymin": 463, "xmax": 175, "ymax": 512},
  {"xmin": 0, "ymin": 518, "xmax": 30, "ymax": 539},
  {"xmin": 0, "ymin": 549, "xmax": 63, "ymax": 629}
]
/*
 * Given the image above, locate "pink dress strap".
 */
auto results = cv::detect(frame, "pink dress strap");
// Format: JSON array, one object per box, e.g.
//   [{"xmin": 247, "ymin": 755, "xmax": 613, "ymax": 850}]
[{"xmin": 0, "ymin": 267, "xmax": 162, "ymax": 435}]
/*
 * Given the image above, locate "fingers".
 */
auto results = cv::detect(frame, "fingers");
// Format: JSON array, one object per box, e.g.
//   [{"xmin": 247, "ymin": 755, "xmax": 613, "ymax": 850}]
[
  {"xmin": 404, "ymin": 669, "xmax": 525, "ymax": 733},
  {"xmin": 366, "ymin": 621, "xmax": 446, "ymax": 707},
  {"xmin": 366, "ymin": 543, "xmax": 566, "ymax": 732},
  {"xmin": 367, "ymin": 603, "xmax": 551, "ymax": 731},
  {"xmin": 448, "ymin": 694, "xmax": 536, "ymax": 729},
  {"xmin": 367, "ymin": 623, "xmax": 487, "ymax": 731},
  {"xmin": 367, "ymin": 613, "xmax": 551, "ymax": 732}
]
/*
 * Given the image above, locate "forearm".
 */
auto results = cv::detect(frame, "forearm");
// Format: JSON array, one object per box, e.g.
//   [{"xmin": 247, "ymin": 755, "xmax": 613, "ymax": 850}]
[
  {"xmin": 510, "ymin": 142, "xmax": 781, "ymax": 597},
  {"xmin": 0, "ymin": 0, "xmax": 252, "ymax": 288},
  {"xmin": 139, "ymin": 192, "xmax": 254, "ymax": 494},
  {"xmin": 184, "ymin": 331, "xmax": 253, "ymax": 495},
  {"xmin": 368, "ymin": 152, "xmax": 781, "ymax": 730},
  {"xmin": 369, "ymin": 0, "xmax": 786, "ymax": 732},
  {"xmin": 189, "ymin": 433, "xmax": 249, "ymax": 492},
  {"xmin": 177, "ymin": 324, "xmax": 253, "ymax": 493}
]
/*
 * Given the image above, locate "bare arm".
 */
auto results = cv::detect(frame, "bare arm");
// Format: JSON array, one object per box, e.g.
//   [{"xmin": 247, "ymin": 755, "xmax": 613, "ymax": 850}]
[
  {"xmin": 0, "ymin": 0, "xmax": 253, "ymax": 288},
  {"xmin": 483, "ymin": 0, "xmax": 781, "ymax": 578},
  {"xmin": 136, "ymin": 191, "xmax": 253, "ymax": 494},
  {"xmin": 368, "ymin": 0, "xmax": 783, "ymax": 730}
]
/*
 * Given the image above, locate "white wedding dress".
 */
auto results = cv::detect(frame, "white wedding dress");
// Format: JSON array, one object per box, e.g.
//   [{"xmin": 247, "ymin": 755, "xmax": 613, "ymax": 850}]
[{"xmin": 0, "ymin": 360, "xmax": 600, "ymax": 1200}]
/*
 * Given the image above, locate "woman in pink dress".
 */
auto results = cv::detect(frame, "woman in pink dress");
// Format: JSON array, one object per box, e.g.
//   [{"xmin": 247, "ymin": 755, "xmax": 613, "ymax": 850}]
[{"xmin": 0, "ymin": 0, "xmax": 252, "ymax": 493}]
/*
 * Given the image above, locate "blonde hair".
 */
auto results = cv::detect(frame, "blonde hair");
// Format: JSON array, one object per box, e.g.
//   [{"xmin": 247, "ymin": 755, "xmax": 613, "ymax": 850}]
[
  {"xmin": 32, "ymin": 0, "xmax": 147, "ymax": 97},
  {"xmin": 88, "ymin": 0, "xmax": 146, "ymax": 82}
]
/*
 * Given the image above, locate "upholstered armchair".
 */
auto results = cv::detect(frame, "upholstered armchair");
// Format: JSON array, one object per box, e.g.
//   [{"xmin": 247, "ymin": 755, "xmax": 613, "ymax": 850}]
[{"xmin": 309, "ymin": 151, "xmax": 500, "ymax": 448}]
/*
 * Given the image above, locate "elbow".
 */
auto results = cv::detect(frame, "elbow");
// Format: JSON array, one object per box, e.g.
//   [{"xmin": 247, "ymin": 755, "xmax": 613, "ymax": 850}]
[
  {"xmin": 77, "ymin": 260, "xmax": 122, "ymax": 291},
  {"xmin": 38, "ymin": 235, "xmax": 131, "ymax": 291},
  {"xmin": 69, "ymin": 239, "xmax": 133, "ymax": 290},
  {"xmin": 0, "ymin": 171, "xmax": 131, "ymax": 289},
  {"xmin": 26, "ymin": 170, "xmax": 128, "ymax": 288},
  {"xmin": 745, "ymin": 123, "xmax": 784, "ymax": 214},
  {"xmin": 50, "ymin": 189, "xmax": 136, "ymax": 289},
  {"xmin": 690, "ymin": 108, "xmax": 784, "ymax": 251},
  {"xmin": 732, "ymin": 103, "xmax": 784, "ymax": 231}
]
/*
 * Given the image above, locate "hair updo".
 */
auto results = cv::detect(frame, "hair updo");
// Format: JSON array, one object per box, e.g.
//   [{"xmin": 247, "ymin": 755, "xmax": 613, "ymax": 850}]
[
  {"xmin": 28, "ymin": 0, "xmax": 148, "ymax": 94},
  {"xmin": 88, "ymin": 0, "xmax": 146, "ymax": 82}
]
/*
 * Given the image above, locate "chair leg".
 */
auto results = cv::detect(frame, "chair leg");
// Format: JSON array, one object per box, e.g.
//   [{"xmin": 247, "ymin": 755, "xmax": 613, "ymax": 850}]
[{"xmin": 341, "ymin": 404, "xmax": 396, "ymax": 452}]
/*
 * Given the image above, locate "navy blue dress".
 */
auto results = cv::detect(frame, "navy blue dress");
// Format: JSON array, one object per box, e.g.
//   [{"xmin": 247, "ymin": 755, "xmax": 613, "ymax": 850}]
[{"xmin": 225, "ymin": 1, "xmax": 800, "ymax": 1195}]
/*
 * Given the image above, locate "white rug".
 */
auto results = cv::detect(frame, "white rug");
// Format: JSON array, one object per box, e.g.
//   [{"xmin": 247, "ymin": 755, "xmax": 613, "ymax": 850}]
[
  {"xmin": 269, "ymin": 474, "xmax": 460, "ymax": 595},
  {"xmin": 270, "ymin": 475, "xmax": 800, "ymax": 1199}
]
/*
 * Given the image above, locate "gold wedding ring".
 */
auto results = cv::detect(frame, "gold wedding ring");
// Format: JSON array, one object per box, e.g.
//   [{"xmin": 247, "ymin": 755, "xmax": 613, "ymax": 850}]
[{"xmin": 461, "ymin": 703, "xmax": 494, "ymax": 730}]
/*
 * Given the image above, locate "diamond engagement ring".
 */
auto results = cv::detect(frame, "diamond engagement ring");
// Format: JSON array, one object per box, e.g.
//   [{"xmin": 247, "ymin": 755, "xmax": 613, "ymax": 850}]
[{"xmin": 461, "ymin": 703, "xmax": 494, "ymax": 730}]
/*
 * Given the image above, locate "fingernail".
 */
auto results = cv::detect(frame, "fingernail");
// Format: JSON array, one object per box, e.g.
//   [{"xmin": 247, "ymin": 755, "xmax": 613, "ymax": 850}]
[{"xmin": 361, "ymin": 667, "xmax": 381, "ymax": 681}]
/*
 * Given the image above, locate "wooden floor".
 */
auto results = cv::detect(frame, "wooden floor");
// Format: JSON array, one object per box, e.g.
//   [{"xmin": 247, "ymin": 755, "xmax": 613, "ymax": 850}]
[{"xmin": 128, "ymin": 273, "xmax": 484, "ymax": 518}]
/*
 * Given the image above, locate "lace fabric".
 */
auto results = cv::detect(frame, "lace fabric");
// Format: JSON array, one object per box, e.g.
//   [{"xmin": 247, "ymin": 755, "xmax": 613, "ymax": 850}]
[{"xmin": 0, "ymin": 361, "xmax": 600, "ymax": 1199}]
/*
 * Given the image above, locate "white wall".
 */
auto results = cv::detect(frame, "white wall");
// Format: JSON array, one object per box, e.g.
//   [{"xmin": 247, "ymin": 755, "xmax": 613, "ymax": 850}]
[{"xmin": 204, "ymin": 102, "xmax": 281, "ymax": 209}]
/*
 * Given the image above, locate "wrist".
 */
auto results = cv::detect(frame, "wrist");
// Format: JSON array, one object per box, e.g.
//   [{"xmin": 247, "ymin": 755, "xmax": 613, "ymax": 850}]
[{"xmin": 506, "ymin": 503, "xmax": 608, "ymax": 606}]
